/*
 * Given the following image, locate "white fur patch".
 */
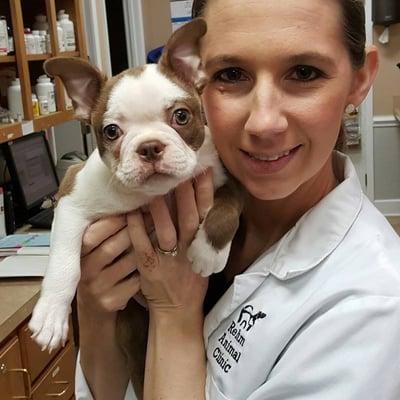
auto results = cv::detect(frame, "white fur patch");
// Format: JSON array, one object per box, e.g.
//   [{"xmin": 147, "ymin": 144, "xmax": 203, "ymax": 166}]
[{"xmin": 187, "ymin": 222, "xmax": 232, "ymax": 277}]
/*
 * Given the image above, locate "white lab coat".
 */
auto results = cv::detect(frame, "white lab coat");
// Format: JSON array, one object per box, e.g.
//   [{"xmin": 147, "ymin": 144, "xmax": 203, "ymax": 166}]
[{"xmin": 75, "ymin": 152, "xmax": 400, "ymax": 399}]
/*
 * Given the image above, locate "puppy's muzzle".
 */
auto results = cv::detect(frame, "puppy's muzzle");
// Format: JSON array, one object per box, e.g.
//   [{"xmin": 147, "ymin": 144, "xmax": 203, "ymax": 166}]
[{"xmin": 137, "ymin": 140, "xmax": 166, "ymax": 162}]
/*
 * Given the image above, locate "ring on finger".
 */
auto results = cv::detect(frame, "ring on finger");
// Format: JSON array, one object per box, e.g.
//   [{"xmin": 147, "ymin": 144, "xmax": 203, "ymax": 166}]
[{"xmin": 156, "ymin": 244, "xmax": 179, "ymax": 257}]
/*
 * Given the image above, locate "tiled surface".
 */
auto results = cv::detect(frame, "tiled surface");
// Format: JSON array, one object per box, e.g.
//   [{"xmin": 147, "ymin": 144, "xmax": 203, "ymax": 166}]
[{"xmin": 387, "ymin": 217, "xmax": 400, "ymax": 236}]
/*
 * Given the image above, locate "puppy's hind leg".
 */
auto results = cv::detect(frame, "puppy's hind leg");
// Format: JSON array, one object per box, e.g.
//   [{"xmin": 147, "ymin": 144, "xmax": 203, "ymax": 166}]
[{"xmin": 116, "ymin": 299, "xmax": 149, "ymax": 400}]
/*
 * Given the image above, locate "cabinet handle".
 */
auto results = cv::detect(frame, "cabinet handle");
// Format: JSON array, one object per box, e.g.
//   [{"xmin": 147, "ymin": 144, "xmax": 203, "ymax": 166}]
[
  {"xmin": 0, "ymin": 363, "xmax": 33, "ymax": 399},
  {"xmin": 46, "ymin": 380, "xmax": 70, "ymax": 397}
]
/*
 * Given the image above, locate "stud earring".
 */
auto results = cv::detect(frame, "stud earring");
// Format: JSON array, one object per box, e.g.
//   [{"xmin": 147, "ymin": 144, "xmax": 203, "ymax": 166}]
[{"xmin": 345, "ymin": 103, "xmax": 357, "ymax": 115}]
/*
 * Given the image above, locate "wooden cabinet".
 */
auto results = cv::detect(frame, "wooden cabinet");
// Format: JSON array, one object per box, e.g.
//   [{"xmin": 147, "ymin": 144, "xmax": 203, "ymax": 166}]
[
  {"xmin": 0, "ymin": 318, "xmax": 76, "ymax": 400},
  {"xmin": 0, "ymin": 0, "xmax": 87, "ymax": 143}
]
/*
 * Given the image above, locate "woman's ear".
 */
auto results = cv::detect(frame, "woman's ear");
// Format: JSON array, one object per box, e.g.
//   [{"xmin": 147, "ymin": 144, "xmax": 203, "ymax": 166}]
[{"xmin": 347, "ymin": 46, "xmax": 379, "ymax": 107}]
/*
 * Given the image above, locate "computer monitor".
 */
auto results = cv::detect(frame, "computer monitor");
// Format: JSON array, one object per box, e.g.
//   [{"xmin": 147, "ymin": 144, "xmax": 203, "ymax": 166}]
[{"xmin": 2, "ymin": 131, "xmax": 59, "ymax": 211}]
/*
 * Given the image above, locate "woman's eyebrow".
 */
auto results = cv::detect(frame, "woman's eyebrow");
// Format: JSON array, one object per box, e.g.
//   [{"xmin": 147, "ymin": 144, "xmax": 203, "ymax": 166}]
[
  {"xmin": 204, "ymin": 55, "xmax": 243, "ymax": 70},
  {"xmin": 286, "ymin": 52, "xmax": 336, "ymax": 67}
]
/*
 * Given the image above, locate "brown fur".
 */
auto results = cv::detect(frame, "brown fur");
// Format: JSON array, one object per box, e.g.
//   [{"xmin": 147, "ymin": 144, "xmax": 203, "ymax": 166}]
[{"xmin": 54, "ymin": 162, "xmax": 86, "ymax": 202}]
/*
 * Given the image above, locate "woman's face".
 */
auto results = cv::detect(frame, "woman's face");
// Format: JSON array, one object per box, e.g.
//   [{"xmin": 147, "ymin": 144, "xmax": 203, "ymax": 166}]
[{"xmin": 201, "ymin": 0, "xmax": 359, "ymax": 200}]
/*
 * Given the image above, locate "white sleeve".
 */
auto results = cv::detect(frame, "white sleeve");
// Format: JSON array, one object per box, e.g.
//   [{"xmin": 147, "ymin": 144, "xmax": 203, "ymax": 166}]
[
  {"xmin": 245, "ymin": 296, "xmax": 400, "ymax": 400},
  {"xmin": 75, "ymin": 351, "xmax": 137, "ymax": 400}
]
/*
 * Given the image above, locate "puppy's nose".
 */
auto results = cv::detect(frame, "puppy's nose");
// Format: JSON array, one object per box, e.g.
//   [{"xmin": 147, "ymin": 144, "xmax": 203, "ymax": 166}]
[{"xmin": 136, "ymin": 140, "xmax": 166, "ymax": 162}]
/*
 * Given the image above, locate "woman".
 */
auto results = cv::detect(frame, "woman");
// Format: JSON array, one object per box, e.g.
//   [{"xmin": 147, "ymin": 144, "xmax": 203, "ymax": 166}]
[{"xmin": 76, "ymin": 0, "xmax": 400, "ymax": 399}]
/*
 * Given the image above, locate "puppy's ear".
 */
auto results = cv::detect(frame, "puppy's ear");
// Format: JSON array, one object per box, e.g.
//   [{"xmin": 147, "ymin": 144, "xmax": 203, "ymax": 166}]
[
  {"xmin": 44, "ymin": 57, "xmax": 107, "ymax": 122},
  {"xmin": 159, "ymin": 18, "xmax": 207, "ymax": 88}
]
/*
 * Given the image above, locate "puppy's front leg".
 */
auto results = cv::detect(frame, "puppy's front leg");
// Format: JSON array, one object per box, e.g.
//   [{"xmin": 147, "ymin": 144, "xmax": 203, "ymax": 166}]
[
  {"xmin": 188, "ymin": 179, "xmax": 243, "ymax": 277},
  {"xmin": 29, "ymin": 196, "xmax": 91, "ymax": 352}
]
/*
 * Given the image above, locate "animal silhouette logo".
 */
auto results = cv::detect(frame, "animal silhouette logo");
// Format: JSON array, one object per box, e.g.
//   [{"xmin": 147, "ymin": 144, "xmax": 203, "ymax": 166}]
[{"xmin": 237, "ymin": 305, "xmax": 267, "ymax": 332}]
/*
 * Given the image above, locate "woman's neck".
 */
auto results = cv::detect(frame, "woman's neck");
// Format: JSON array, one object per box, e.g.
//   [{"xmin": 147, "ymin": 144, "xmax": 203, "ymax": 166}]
[{"xmin": 225, "ymin": 157, "xmax": 339, "ymax": 280}]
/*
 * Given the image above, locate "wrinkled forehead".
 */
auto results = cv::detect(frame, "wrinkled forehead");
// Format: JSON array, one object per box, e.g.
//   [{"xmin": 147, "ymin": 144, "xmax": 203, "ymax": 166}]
[{"xmin": 104, "ymin": 64, "xmax": 189, "ymax": 123}]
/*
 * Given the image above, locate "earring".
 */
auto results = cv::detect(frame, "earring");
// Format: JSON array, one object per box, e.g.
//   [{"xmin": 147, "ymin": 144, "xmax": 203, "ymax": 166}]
[{"xmin": 345, "ymin": 103, "xmax": 357, "ymax": 115}]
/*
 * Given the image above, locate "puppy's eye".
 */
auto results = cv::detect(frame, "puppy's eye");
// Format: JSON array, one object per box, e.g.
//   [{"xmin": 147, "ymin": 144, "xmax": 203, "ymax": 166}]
[
  {"xmin": 172, "ymin": 109, "xmax": 191, "ymax": 126},
  {"xmin": 103, "ymin": 124, "xmax": 122, "ymax": 140}
]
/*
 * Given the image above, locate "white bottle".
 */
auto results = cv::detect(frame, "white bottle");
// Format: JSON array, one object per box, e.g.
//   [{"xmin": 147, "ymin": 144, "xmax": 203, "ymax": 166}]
[
  {"xmin": 39, "ymin": 30, "xmax": 47, "ymax": 54},
  {"xmin": 0, "ymin": 16, "xmax": 8, "ymax": 55},
  {"xmin": 24, "ymin": 28, "xmax": 35, "ymax": 55},
  {"xmin": 7, "ymin": 78, "xmax": 24, "ymax": 120},
  {"xmin": 38, "ymin": 96, "xmax": 49, "ymax": 115},
  {"xmin": 56, "ymin": 22, "xmax": 65, "ymax": 52},
  {"xmin": 35, "ymin": 75, "xmax": 56, "ymax": 112},
  {"xmin": 32, "ymin": 30, "xmax": 41, "ymax": 54},
  {"xmin": 58, "ymin": 13, "xmax": 76, "ymax": 51},
  {"xmin": 33, "ymin": 14, "xmax": 49, "ymax": 31}
]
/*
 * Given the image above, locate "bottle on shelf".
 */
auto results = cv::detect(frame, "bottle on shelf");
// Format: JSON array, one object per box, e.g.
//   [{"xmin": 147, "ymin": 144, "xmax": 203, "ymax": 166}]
[
  {"xmin": 32, "ymin": 14, "xmax": 49, "ymax": 31},
  {"xmin": 32, "ymin": 94, "xmax": 40, "ymax": 117},
  {"xmin": 38, "ymin": 96, "xmax": 49, "ymax": 115},
  {"xmin": 57, "ymin": 22, "xmax": 65, "ymax": 52},
  {"xmin": 39, "ymin": 30, "xmax": 47, "ymax": 54},
  {"xmin": 7, "ymin": 25, "xmax": 14, "ymax": 55},
  {"xmin": 35, "ymin": 75, "xmax": 56, "ymax": 113},
  {"xmin": 58, "ymin": 10, "xmax": 76, "ymax": 51},
  {"xmin": 24, "ymin": 28, "xmax": 36, "ymax": 55},
  {"xmin": 0, "ymin": 16, "xmax": 8, "ymax": 56},
  {"xmin": 32, "ymin": 30, "xmax": 42, "ymax": 54},
  {"xmin": 7, "ymin": 78, "xmax": 24, "ymax": 121}
]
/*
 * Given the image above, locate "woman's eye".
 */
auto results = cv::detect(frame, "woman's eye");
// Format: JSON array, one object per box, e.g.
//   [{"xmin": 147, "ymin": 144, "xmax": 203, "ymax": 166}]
[
  {"xmin": 290, "ymin": 65, "xmax": 321, "ymax": 82},
  {"xmin": 214, "ymin": 68, "xmax": 246, "ymax": 83},
  {"xmin": 103, "ymin": 124, "xmax": 122, "ymax": 140},
  {"xmin": 172, "ymin": 109, "xmax": 191, "ymax": 126}
]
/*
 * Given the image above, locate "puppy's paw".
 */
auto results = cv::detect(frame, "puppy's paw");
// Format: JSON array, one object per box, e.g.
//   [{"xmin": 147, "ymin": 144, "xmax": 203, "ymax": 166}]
[
  {"xmin": 29, "ymin": 297, "xmax": 70, "ymax": 353},
  {"xmin": 187, "ymin": 225, "xmax": 231, "ymax": 277}
]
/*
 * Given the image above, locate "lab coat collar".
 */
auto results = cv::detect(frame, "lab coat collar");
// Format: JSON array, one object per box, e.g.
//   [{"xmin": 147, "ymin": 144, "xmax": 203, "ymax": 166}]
[{"xmin": 267, "ymin": 151, "xmax": 363, "ymax": 280}]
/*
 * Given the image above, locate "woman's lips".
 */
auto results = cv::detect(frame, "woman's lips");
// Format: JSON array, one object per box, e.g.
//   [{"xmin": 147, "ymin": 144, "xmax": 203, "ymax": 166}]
[{"xmin": 240, "ymin": 145, "xmax": 301, "ymax": 175}]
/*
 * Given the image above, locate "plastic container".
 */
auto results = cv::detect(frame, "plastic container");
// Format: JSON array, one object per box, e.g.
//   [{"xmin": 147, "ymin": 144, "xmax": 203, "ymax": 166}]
[
  {"xmin": 7, "ymin": 25, "xmax": 14, "ymax": 55},
  {"xmin": 39, "ymin": 30, "xmax": 47, "ymax": 54},
  {"xmin": 0, "ymin": 16, "xmax": 8, "ymax": 56},
  {"xmin": 35, "ymin": 75, "xmax": 56, "ymax": 112},
  {"xmin": 58, "ymin": 12, "xmax": 76, "ymax": 51},
  {"xmin": 57, "ymin": 22, "xmax": 65, "ymax": 52},
  {"xmin": 24, "ymin": 28, "xmax": 36, "ymax": 55},
  {"xmin": 7, "ymin": 78, "xmax": 24, "ymax": 120},
  {"xmin": 32, "ymin": 94, "xmax": 40, "ymax": 117},
  {"xmin": 32, "ymin": 14, "xmax": 49, "ymax": 31},
  {"xmin": 32, "ymin": 30, "xmax": 41, "ymax": 54},
  {"xmin": 38, "ymin": 96, "xmax": 49, "ymax": 115}
]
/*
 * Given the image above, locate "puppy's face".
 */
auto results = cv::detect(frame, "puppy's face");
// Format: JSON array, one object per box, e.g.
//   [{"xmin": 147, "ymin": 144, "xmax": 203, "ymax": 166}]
[
  {"xmin": 91, "ymin": 64, "xmax": 204, "ymax": 195},
  {"xmin": 44, "ymin": 19, "xmax": 208, "ymax": 196}
]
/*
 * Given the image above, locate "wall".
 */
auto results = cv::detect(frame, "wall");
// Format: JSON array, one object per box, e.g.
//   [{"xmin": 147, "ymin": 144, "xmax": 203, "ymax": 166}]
[
  {"xmin": 373, "ymin": 24, "xmax": 400, "ymax": 117},
  {"xmin": 372, "ymin": 23, "xmax": 400, "ymax": 206},
  {"xmin": 141, "ymin": 0, "xmax": 172, "ymax": 54}
]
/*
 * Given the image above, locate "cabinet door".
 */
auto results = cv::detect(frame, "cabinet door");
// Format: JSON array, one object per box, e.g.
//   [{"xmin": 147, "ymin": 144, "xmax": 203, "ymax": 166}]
[
  {"xmin": 0, "ymin": 336, "xmax": 28, "ymax": 400},
  {"xmin": 32, "ymin": 342, "xmax": 76, "ymax": 400}
]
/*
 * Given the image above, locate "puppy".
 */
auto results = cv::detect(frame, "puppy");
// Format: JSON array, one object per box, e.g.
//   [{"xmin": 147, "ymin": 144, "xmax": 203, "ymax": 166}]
[{"xmin": 28, "ymin": 19, "xmax": 242, "ymax": 398}]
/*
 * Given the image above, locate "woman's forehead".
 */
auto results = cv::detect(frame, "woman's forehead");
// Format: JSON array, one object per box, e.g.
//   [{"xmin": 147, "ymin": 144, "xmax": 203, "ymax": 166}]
[{"xmin": 201, "ymin": 0, "xmax": 344, "ymax": 59}]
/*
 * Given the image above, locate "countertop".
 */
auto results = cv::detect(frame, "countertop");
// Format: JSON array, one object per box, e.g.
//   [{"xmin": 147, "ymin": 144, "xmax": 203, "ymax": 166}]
[{"xmin": 0, "ymin": 278, "xmax": 41, "ymax": 343}]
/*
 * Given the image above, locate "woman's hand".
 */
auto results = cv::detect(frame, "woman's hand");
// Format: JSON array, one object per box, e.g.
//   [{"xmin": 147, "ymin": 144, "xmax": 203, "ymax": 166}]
[
  {"xmin": 78, "ymin": 214, "xmax": 140, "ymax": 319},
  {"xmin": 127, "ymin": 169, "xmax": 214, "ymax": 318}
]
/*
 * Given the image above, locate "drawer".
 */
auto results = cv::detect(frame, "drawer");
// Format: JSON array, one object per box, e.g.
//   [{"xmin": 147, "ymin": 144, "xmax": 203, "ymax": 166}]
[
  {"xmin": 32, "ymin": 342, "xmax": 76, "ymax": 400},
  {"xmin": 0, "ymin": 336, "xmax": 28, "ymax": 400},
  {"xmin": 19, "ymin": 319, "xmax": 73, "ymax": 382}
]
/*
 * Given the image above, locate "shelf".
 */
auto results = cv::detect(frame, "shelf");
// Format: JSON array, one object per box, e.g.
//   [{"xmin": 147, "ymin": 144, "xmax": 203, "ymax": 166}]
[
  {"xmin": 0, "ymin": 122, "xmax": 23, "ymax": 143},
  {"xmin": 33, "ymin": 110, "xmax": 75, "ymax": 131},
  {"xmin": 27, "ymin": 54, "xmax": 51, "ymax": 62},
  {"xmin": 58, "ymin": 51, "xmax": 80, "ymax": 58},
  {"xmin": 0, "ymin": 55, "xmax": 16, "ymax": 63}
]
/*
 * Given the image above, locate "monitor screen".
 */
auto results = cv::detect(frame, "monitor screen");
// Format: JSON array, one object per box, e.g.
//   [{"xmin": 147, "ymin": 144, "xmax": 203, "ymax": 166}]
[{"xmin": 3, "ymin": 132, "xmax": 59, "ymax": 210}]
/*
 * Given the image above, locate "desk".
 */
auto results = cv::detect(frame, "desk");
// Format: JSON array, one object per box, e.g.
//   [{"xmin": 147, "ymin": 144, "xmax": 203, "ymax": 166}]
[{"xmin": 0, "ymin": 273, "xmax": 76, "ymax": 399}]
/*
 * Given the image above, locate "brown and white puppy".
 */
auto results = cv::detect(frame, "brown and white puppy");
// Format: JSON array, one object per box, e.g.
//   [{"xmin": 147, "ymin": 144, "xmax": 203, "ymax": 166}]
[{"xmin": 28, "ymin": 19, "xmax": 242, "ymax": 398}]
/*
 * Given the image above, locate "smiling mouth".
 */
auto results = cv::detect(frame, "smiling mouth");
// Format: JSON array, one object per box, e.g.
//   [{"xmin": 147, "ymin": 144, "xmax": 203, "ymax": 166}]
[{"xmin": 243, "ymin": 145, "xmax": 301, "ymax": 161}]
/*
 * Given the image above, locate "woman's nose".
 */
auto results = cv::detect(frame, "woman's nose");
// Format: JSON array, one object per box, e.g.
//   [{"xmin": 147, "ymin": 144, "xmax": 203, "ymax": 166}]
[{"xmin": 244, "ymin": 80, "xmax": 288, "ymax": 137}]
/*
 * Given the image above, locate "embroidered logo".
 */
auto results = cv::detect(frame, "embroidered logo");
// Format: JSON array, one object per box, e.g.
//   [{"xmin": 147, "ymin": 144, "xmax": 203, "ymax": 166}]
[
  {"xmin": 237, "ymin": 305, "xmax": 267, "ymax": 331},
  {"xmin": 211, "ymin": 304, "xmax": 267, "ymax": 374}
]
